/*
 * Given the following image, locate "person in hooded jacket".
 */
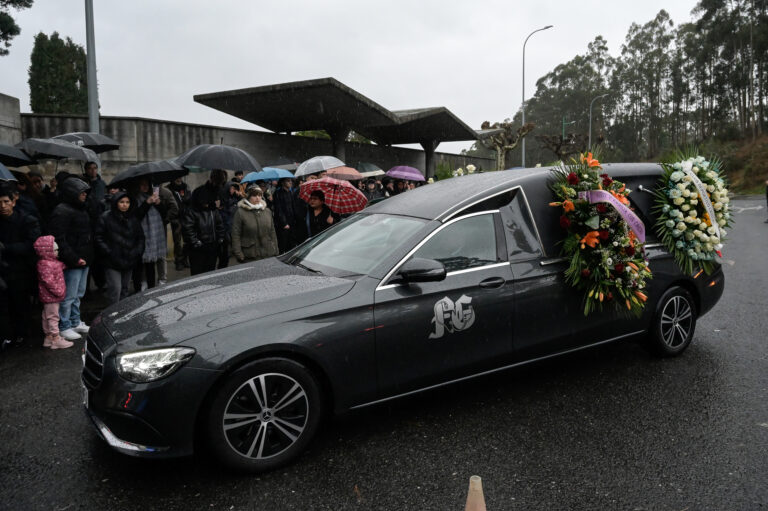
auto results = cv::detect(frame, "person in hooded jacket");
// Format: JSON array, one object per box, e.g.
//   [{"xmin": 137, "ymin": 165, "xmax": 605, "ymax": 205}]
[
  {"xmin": 96, "ymin": 191, "xmax": 145, "ymax": 304},
  {"xmin": 47, "ymin": 177, "xmax": 93, "ymax": 341},
  {"xmin": 182, "ymin": 185, "xmax": 226, "ymax": 275},
  {"xmin": 231, "ymin": 186, "xmax": 279, "ymax": 263},
  {"xmin": 33, "ymin": 235, "xmax": 72, "ymax": 349}
]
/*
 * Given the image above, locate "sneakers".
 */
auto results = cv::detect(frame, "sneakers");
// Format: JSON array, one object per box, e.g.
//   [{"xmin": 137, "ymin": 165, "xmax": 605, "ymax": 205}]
[
  {"xmin": 43, "ymin": 336, "xmax": 53, "ymax": 348},
  {"xmin": 60, "ymin": 328, "xmax": 81, "ymax": 341},
  {"xmin": 50, "ymin": 336, "xmax": 74, "ymax": 350},
  {"xmin": 73, "ymin": 322, "xmax": 90, "ymax": 334}
]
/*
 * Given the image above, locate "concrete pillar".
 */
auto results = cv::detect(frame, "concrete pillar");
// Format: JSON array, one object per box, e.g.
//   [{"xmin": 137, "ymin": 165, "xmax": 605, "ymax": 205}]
[
  {"xmin": 328, "ymin": 128, "xmax": 350, "ymax": 163},
  {"xmin": 420, "ymin": 139, "xmax": 439, "ymax": 179}
]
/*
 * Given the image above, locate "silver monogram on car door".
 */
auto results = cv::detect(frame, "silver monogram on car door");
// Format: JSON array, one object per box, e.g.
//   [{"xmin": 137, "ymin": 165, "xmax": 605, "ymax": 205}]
[{"xmin": 429, "ymin": 295, "xmax": 476, "ymax": 339}]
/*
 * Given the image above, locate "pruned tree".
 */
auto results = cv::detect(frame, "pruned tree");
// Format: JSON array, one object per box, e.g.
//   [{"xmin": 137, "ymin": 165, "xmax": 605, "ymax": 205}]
[
  {"xmin": 28, "ymin": 32, "xmax": 88, "ymax": 114},
  {"xmin": 480, "ymin": 120, "xmax": 535, "ymax": 170},
  {"xmin": 535, "ymin": 133, "xmax": 590, "ymax": 161},
  {"xmin": 0, "ymin": 0, "xmax": 33, "ymax": 56}
]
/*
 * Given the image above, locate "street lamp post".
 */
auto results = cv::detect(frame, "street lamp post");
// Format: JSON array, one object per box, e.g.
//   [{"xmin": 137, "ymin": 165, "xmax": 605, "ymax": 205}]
[
  {"xmin": 521, "ymin": 24, "xmax": 553, "ymax": 168},
  {"xmin": 588, "ymin": 93, "xmax": 609, "ymax": 151},
  {"xmin": 562, "ymin": 117, "xmax": 576, "ymax": 141},
  {"xmin": 84, "ymin": 0, "xmax": 99, "ymax": 134}
]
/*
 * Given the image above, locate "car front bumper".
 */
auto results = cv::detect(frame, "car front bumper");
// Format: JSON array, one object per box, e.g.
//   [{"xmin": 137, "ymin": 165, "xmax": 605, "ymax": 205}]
[{"xmin": 82, "ymin": 323, "xmax": 222, "ymax": 458}]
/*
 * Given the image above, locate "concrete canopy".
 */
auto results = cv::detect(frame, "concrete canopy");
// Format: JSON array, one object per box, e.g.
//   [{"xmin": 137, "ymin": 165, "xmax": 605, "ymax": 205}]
[{"xmin": 194, "ymin": 77, "xmax": 491, "ymax": 178}]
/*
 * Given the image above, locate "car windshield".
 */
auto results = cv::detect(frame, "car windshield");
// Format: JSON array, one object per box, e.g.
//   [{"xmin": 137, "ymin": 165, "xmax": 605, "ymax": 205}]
[{"xmin": 284, "ymin": 214, "xmax": 427, "ymax": 277}]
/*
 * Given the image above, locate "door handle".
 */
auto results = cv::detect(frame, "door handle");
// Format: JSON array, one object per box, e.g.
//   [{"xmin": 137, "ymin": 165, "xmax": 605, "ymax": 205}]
[{"xmin": 479, "ymin": 277, "xmax": 505, "ymax": 289}]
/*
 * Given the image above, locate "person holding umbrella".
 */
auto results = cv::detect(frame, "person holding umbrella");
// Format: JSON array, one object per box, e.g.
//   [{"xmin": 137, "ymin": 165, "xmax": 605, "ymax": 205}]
[
  {"xmin": 128, "ymin": 178, "xmax": 168, "ymax": 291},
  {"xmin": 306, "ymin": 190, "xmax": 339, "ymax": 237}
]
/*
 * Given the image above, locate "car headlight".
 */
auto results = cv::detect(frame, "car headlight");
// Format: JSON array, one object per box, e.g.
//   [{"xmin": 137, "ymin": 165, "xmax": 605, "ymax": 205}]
[{"xmin": 116, "ymin": 347, "xmax": 196, "ymax": 383}]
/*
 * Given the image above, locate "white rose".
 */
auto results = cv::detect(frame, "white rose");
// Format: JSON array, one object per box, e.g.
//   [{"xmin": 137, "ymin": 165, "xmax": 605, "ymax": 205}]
[
  {"xmin": 683, "ymin": 175, "xmax": 693, "ymax": 182},
  {"xmin": 706, "ymin": 171, "xmax": 716, "ymax": 179},
  {"xmin": 700, "ymin": 234, "xmax": 709, "ymax": 242},
  {"xmin": 690, "ymin": 210, "xmax": 697, "ymax": 218},
  {"xmin": 677, "ymin": 222, "xmax": 687, "ymax": 231},
  {"xmin": 693, "ymin": 229, "xmax": 702, "ymax": 237},
  {"xmin": 713, "ymin": 202, "xmax": 722, "ymax": 211},
  {"xmin": 673, "ymin": 197, "xmax": 685, "ymax": 205},
  {"xmin": 683, "ymin": 189, "xmax": 691, "ymax": 197},
  {"xmin": 689, "ymin": 192, "xmax": 698, "ymax": 200},
  {"xmin": 707, "ymin": 185, "xmax": 715, "ymax": 193},
  {"xmin": 466, "ymin": 164, "xmax": 476, "ymax": 173},
  {"xmin": 677, "ymin": 183, "xmax": 688, "ymax": 191},
  {"xmin": 707, "ymin": 226, "xmax": 716, "ymax": 234},
  {"xmin": 721, "ymin": 196, "xmax": 730, "ymax": 203},
  {"xmin": 681, "ymin": 160, "xmax": 693, "ymax": 173},
  {"xmin": 690, "ymin": 199, "xmax": 698, "ymax": 205},
  {"xmin": 699, "ymin": 222, "xmax": 708, "ymax": 231},
  {"xmin": 681, "ymin": 204, "xmax": 690, "ymax": 211},
  {"xmin": 718, "ymin": 219, "xmax": 727, "ymax": 226},
  {"xmin": 705, "ymin": 243, "xmax": 713, "ymax": 251},
  {"xmin": 685, "ymin": 232, "xmax": 695, "ymax": 241}
]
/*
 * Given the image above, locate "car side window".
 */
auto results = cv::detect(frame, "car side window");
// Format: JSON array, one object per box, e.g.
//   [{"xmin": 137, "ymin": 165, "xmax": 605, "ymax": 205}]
[
  {"xmin": 410, "ymin": 214, "xmax": 498, "ymax": 273},
  {"xmin": 499, "ymin": 189, "xmax": 542, "ymax": 261}
]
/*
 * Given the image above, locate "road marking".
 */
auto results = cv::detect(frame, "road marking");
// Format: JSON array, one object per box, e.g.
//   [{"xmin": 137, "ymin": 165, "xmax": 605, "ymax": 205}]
[{"xmin": 732, "ymin": 205, "xmax": 764, "ymax": 213}]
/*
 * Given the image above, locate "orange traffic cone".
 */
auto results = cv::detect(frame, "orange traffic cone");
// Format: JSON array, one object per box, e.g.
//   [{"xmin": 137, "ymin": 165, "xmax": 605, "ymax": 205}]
[{"xmin": 464, "ymin": 475, "xmax": 487, "ymax": 511}]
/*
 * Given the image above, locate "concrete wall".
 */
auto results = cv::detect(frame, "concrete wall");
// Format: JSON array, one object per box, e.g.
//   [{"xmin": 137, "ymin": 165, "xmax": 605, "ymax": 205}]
[
  {"xmin": 20, "ymin": 113, "xmax": 495, "ymax": 187},
  {"xmin": 0, "ymin": 93, "xmax": 22, "ymax": 145}
]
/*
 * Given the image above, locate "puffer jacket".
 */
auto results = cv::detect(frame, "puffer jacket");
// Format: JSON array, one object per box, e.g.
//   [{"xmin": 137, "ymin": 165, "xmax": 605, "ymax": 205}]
[
  {"xmin": 48, "ymin": 177, "xmax": 94, "ymax": 268},
  {"xmin": 33, "ymin": 235, "xmax": 66, "ymax": 303},
  {"xmin": 95, "ymin": 191, "xmax": 146, "ymax": 270},
  {"xmin": 231, "ymin": 199, "xmax": 279, "ymax": 261}
]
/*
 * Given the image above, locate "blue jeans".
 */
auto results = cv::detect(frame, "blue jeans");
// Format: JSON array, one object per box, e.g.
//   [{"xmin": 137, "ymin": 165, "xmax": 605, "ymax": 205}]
[{"xmin": 60, "ymin": 267, "xmax": 89, "ymax": 331}]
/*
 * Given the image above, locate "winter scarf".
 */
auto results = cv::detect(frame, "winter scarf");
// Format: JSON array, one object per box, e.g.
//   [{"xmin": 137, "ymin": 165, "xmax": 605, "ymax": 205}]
[{"xmin": 137, "ymin": 194, "xmax": 167, "ymax": 262}]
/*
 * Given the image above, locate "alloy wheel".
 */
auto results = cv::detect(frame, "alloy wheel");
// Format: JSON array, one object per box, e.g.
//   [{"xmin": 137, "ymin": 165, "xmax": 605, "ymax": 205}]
[
  {"xmin": 222, "ymin": 372, "xmax": 309, "ymax": 460},
  {"xmin": 659, "ymin": 295, "xmax": 693, "ymax": 349}
]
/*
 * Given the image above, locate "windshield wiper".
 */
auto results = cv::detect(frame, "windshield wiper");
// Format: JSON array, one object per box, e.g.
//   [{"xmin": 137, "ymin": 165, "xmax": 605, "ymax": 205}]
[{"xmin": 296, "ymin": 262, "xmax": 321, "ymax": 274}]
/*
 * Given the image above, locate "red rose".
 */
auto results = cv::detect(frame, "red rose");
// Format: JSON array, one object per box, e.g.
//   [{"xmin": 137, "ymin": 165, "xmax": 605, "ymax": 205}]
[
  {"xmin": 599, "ymin": 230, "xmax": 610, "ymax": 240},
  {"xmin": 625, "ymin": 246, "xmax": 636, "ymax": 257},
  {"xmin": 606, "ymin": 292, "xmax": 613, "ymax": 301},
  {"xmin": 567, "ymin": 172, "xmax": 579, "ymax": 185},
  {"xmin": 596, "ymin": 203, "xmax": 607, "ymax": 214},
  {"xmin": 614, "ymin": 263, "xmax": 625, "ymax": 273},
  {"xmin": 600, "ymin": 173, "xmax": 613, "ymax": 187},
  {"xmin": 581, "ymin": 269, "xmax": 591, "ymax": 277},
  {"xmin": 559, "ymin": 215, "xmax": 571, "ymax": 229}
]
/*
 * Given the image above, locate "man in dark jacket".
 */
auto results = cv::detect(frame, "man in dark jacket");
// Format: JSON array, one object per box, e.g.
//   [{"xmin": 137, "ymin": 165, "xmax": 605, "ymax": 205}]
[
  {"xmin": 273, "ymin": 178, "xmax": 307, "ymax": 253},
  {"xmin": 182, "ymin": 188, "xmax": 226, "ymax": 275},
  {"xmin": 95, "ymin": 191, "xmax": 145, "ymax": 304},
  {"xmin": 217, "ymin": 180, "xmax": 242, "ymax": 269},
  {"xmin": 0, "ymin": 185, "xmax": 41, "ymax": 348},
  {"xmin": 83, "ymin": 161, "xmax": 107, "ymax": 291},
  {"xmin": 48, "ymin": 178, "xmax": 93, "ymax": 341}
]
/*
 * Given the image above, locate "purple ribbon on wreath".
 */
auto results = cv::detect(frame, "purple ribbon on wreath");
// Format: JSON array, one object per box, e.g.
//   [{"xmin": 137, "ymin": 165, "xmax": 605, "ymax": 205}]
[{"xmin": 578, "ymin": 190, "xmax": 646, "ymax": 242}]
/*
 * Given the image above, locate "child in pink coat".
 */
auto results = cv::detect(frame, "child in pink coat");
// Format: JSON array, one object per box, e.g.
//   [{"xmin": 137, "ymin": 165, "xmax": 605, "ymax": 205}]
[{"xmin": 34, "ymin": 235, "xmax": 73, "ymax": 349}]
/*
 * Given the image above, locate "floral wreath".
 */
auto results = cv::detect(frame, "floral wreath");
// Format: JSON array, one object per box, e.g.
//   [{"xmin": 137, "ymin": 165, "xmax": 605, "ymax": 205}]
[
  {"xmin": 550, "ymin": 153, "xmax": 652, "ymax": 316},
  {"xmin": 653, "ymin": 151, "xmax": 731, "ymax": 275}
]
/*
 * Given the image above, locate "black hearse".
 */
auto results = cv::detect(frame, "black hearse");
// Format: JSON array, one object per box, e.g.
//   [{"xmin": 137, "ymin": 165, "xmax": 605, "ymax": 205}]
[{"xmin": 82, "ymin": 164, "xmax": 724, "ymax": 472}]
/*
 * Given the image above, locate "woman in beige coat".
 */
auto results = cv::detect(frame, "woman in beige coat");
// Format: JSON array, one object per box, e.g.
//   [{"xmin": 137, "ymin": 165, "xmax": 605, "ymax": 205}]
[{"xmin": 231, "ymin": 186, "xmax": 279, "ymax": 263}]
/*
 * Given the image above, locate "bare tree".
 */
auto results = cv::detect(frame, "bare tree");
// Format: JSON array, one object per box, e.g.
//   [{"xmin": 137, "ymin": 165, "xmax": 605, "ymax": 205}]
[{"xmin": 480, "ymin": 121, "xmax": 535, "ymax": 170}]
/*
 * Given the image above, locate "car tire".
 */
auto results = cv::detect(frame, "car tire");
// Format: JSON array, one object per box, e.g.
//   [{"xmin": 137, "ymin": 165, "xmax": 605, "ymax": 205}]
[
  {"xmin": 205, "ymin": 358, "xmax": 323, "ymax": 473},
  {"xmin": 647, "ymin": 286, "xmax": 697, "ymax": 357}
]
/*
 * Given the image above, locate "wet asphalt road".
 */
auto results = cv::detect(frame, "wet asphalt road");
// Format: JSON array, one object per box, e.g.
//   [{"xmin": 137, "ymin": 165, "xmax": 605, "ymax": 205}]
[{"xmin": 1, "ymin": 197, "xmax": 767, "ymax": 511}]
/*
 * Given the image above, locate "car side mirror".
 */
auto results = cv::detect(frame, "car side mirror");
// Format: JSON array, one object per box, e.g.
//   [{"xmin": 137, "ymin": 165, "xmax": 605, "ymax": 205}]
[{"xmin": 394, "ymin": 258, "xmax": 446, "ymax": 284}]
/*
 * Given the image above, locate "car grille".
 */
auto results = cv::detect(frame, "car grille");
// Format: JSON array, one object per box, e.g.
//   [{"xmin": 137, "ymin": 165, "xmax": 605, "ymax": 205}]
[{"xmin": 82, "ymin": 336, "xmax": 105, "ymax": 390}]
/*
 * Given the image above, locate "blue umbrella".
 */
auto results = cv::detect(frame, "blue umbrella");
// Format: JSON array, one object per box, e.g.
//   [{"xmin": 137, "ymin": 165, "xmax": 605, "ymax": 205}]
[
  {"xmin": 0, "ymin": 162, "xmax": 18, "ymax": 182},
  {"xmin": 241, "ymin": 167, "xmax": 294, "ymax": 183}
]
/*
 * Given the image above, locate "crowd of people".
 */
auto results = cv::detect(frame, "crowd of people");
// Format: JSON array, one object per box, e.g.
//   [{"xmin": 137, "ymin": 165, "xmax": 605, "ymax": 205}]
[{"xmin": 0, "ymin": 164, "xmax": 423, "ymax": 352}]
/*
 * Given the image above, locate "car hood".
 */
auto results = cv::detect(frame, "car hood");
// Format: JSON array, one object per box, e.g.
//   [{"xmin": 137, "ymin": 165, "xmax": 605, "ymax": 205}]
[{"xmin": 99, "ymin": 258, "xmax": 354, "ymax": 352}]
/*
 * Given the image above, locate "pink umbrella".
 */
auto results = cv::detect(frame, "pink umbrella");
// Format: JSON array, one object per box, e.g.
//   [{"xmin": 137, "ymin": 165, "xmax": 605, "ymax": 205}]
[
  {"xmin": 385, "ymin": 165, "xmax": 425, "ymax": 182},
  {"xmin": 325, "ymin": 166, "xmax": 363, "ymax": 181}
]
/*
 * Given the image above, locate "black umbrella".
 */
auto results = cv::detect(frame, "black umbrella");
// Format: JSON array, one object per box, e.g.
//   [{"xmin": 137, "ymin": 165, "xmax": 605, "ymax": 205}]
[
  {"xmin": 109, "ymin": 160, "xmax": 188, "ymax": 188},
  {"xmin": 53, "ymin": 132, "xmax": 120, "ymax": 153},
  {"xmin": 16, "ymin": 138, "xmax": 100, "ymax": 165},
  {"xmin": 0, "ymin": 162, "xmax": 18, "ymax": 182},
  {"xmin": 175, "ymin": 144, "xmax": 262, "ymax": 173},
  {"xmin": 0, "ymin": 143, "xmax": 36, "ymax": 167}
]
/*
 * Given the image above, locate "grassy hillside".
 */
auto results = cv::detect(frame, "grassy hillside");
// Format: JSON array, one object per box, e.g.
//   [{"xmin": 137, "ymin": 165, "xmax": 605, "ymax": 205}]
[{"xmin": 700, "ymin": 136, "xmax": 768, "ymax": 195}]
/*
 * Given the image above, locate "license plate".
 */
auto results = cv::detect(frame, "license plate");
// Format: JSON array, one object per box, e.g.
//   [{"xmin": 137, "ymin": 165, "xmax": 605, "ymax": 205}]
[{"xmin": 82, "ymin": 382, "xmax": 89, "ymax": 408}]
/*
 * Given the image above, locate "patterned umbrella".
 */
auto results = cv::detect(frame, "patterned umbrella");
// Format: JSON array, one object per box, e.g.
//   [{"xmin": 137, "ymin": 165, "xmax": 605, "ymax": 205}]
[
  {"xmin": 299, "ymin": 177, "xmax": 367, "ymax": 214},
  {"xmin": 325, "ymin": 166, "xmax": 362, "ymax": 181},
  {"xmin": 386, "ymin": 165, "xmax": 425, "ymax": 182}
]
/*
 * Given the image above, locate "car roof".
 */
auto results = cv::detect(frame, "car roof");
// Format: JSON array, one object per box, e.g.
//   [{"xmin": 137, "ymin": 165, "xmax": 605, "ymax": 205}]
[{"xmin": 366, "ymin": 162, "xmax": 664, "ymax": 257}]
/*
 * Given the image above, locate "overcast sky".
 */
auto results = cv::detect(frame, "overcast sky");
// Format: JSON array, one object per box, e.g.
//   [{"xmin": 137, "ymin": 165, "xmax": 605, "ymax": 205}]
[{"xmin": 1, "ymin": 1, "xmax": 699, "ymax": 153}]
